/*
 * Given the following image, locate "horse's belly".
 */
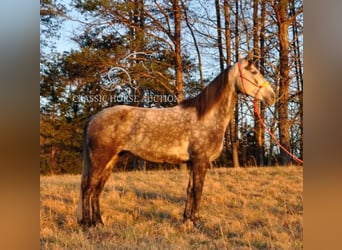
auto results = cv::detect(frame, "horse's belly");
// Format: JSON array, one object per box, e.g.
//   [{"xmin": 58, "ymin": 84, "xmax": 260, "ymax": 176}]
[{"xmin": 130, "ymin": 144, "xmax": 189, "ymax": 164}]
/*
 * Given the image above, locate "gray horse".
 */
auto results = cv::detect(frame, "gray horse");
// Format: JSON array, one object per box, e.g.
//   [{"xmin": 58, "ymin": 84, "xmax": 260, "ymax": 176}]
[{"xmin": 79, "ymin": 58, "xmax": 275, "ymax": 227}]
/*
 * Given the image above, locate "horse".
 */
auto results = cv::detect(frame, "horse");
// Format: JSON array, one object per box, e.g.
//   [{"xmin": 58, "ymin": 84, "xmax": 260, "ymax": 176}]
[{"xmin": 78, "ymin": 57, "xmax": 275, "ymax": 227}]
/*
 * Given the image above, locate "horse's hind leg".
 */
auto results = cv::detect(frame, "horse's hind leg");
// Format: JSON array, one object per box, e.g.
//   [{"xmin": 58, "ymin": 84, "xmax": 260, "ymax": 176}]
[
  {"xmin": 80, "ymin": 177, "xmax": 94, "ymax": 227},
  {"xmin": 81, "ymin": 150, "xmax": 117, "ymax": 227},
  {"xmin": 184, "ymin": 163, "xmax": 194, "ymax": 221},
  {"xmin": 91, "ymin": 155, "xmax": 118, "ymax": 225}
]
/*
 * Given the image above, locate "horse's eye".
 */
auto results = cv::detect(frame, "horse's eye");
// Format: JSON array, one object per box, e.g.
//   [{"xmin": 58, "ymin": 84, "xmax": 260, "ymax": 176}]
[{"xmin": 251, "ymin": 71, "xmax": 257, "ymax": 75}]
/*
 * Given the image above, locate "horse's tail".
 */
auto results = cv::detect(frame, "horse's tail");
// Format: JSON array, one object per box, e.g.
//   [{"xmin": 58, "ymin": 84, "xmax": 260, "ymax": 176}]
[
  {"xmin": 81, "ymin": 117, "xmax": 92, "ymax": 190},
  {"xmin": 76, "ymin": 117, "xmax": 92, "ymax": 222}
]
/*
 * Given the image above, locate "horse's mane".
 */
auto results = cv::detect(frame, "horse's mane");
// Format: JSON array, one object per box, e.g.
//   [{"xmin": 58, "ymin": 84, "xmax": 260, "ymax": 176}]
[{"xmin": 180, "ymin": 66, "xmax": 231, "ymax": 119}]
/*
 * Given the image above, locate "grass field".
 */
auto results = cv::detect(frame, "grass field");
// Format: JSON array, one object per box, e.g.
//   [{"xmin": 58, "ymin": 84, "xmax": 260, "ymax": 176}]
[{"xmin": 40, "ymin": 166, "xmax": 303, "ymax": 249}]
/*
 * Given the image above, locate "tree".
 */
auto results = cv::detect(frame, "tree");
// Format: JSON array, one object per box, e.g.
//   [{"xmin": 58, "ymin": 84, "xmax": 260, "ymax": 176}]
[
  {"xmin": 172, "ymin": 0, "xmax": 184, "ymax": 102},
  {"xmin": 40, "ymin": 0, "xmax": 66, "ymax": 52},
  {"xmin": 272, "ymin": 0, "xmax": 302, "ymax": 165},
  {"xmin": 274, "ymin": 0, "xmax": 291, "ymax": 165},
  {"xmin": 180, "ymin": 0, "xmax": 204, "ymax": 89},
  {"xmin": 221, "ymin": 0, "xmax": 233, "ymax": 167},
  {"xmin": 40, "ymin": 0, "xmax": 197, "ymax": 173},
  {"xmin": 230, "ymin": 0, "xmax": 240, "ymax": 168},
  {"xmin": 290, "ymin": 0, "xmax": 303, "ymax": 161},
  {"xmin": 252, "ymin": 0, "xmax": 266, "ymax": 166},
  {"xmin": 215, "ymin": 0, "xmax": 224, "ymax": 71},
  {"xmin": 40, "ymin": 0, "xmax": 304, "ymax": 173}
]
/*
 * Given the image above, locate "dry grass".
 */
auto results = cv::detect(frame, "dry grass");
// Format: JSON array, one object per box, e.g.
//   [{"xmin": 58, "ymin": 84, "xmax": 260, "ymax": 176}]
[{"xmin": 40, "ymin": 166, "xmax": 303, "ymax": 249}]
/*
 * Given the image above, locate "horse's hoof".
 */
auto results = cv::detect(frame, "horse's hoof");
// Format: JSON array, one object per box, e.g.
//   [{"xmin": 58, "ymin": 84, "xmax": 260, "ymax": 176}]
[
  {"xmin": 182, "ymin": 218, "xmax": 194, "ymax": 230},
  {"xmin": 191, "ymin": 217, "xmax": 205, "ymax": 230},
  {"xmin": 193, "ymin": 220, "xmax": 204, "ymax": 230}
]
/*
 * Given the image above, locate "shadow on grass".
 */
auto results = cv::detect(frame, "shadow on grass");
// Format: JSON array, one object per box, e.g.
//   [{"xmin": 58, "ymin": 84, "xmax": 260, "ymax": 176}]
[{"xmin": 110, "ymin": 186, "xmax": 185, "ymax": 225}]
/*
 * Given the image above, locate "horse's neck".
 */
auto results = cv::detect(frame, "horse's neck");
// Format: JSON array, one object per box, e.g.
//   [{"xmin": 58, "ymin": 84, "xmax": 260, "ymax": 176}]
[{"xmin": 212, "ymin": 67, "xmax": 238, "ymax": 128}]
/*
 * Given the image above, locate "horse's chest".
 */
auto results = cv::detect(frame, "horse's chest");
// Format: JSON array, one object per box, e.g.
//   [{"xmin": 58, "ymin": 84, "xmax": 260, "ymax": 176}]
[{"xmin": 189, "ymin": 127, "xmax": 225, "ymax": 160}]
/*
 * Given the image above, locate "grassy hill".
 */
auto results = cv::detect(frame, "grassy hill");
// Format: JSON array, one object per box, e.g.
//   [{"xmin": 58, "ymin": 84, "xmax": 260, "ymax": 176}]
[{"xmin": 40, "ymin": 166, "xmax": 303, "ymax": 249}]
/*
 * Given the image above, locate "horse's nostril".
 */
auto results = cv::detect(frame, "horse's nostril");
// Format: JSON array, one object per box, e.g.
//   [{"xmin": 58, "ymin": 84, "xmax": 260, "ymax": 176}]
[
  {"xmin": 263, "ymin": 91, "xmax": 275, "ymax": 106},
  {"xmin": 268, "ymin": 93, "xmax": 276, "ymax": 105}
]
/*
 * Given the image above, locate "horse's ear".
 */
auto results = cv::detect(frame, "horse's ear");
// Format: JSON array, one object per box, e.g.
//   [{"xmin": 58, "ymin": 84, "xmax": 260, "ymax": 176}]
[
  {"xmin": 247, "ymin": 51, "xmax": 253, "ymax": 63},
  {"xmin": 247, "ymin": 51, "xmax": 253, "ymax": 60}
]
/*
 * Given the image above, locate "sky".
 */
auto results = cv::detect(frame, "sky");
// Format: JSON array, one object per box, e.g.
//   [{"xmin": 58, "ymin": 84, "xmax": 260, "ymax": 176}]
[{"xmin": 47, "ymin": 0, "xmax": 224, "ymax": 80}]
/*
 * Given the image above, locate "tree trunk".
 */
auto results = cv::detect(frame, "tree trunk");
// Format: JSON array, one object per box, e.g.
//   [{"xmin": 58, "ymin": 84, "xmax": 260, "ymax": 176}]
[
  {"xmin": 252, "ymin": 0, "xmax": 267, "ymax": 166},
  {"xmin": 259, "ymin": 1, "xmax": 267, "ymax": 165},
  {"xmin": 50, "ymin": 145, "xmax": 56, "ymax": 175},
  {"xmin": 290, "ymin": 0, "xmax": 303, "ymax": 160},
  {"xmin": 173, "ymin": 0, "xmax": 183, "ymax": 102},
  {"xmin": 274, "ymin": 0, "xmax": 291, "ymax": 165},
  {"xmin": 231, "ymin": 0, "xmax": 240, "ymax": 168},
  {"xmin": 224, "ymin": 0, "xmax": 231, "ymax": 66},
  {"xmin": 231, "ymin": 121, "xmax": 240, "ymax": 168},
  {"xmin": 180, "ymin": 0, "xmax": 204, "ymax": 88},
  {"xmin": 252, "ymin": 0, "xmax": 262, "ymax": 166},
  {"xmin": 223, "ymin": 0, "xmax": 232, "ymax": 166},
  {"xmin": 173, "ymin": 0, "xmax": 185, "ymax": 170},
  {"xmin": 215, "ymin": 0, "xmax": 224, "ymax": 71}
]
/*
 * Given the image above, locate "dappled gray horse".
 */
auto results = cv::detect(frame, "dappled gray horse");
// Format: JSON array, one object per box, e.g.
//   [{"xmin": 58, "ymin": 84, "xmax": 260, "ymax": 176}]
[{"xmin": 79, "ymin": 58, "xmax": 275, "ymax": 227}]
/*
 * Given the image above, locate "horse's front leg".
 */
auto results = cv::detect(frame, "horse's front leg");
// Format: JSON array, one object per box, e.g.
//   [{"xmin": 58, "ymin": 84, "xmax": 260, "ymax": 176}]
[{"xmin": 190, "ymin": 160, "xmax": 208, "ymax": 224}]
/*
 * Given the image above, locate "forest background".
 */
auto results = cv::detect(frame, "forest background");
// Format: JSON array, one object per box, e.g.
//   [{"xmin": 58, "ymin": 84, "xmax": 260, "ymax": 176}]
[{"xmin": 40, "ymin": 0, "xmax": 303, "ymax": 174}]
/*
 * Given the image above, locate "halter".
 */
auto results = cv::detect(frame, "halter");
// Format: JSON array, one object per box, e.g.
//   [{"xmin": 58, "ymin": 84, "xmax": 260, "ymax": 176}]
[
  {"xmin": 237, "ymin": 62, "xmax": 303, "ymax": 164},
  {"xmin": 237, "ymin": 62, "xmax": 270, "ymax": 96}
]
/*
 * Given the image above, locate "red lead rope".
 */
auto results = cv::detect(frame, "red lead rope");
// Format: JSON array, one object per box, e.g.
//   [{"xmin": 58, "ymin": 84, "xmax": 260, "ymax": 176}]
[
  {"xmin": 238, "ymin": 62, "xmax": 303, "ymax": 165},
  {"xmin": 254, "ymin": 100, "xmax": 303, "ymax": 165}
]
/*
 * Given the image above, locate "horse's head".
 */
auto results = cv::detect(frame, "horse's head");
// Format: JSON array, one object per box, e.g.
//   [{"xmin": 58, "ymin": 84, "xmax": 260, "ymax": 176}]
[{"xmin": 234, "ymin": 58, "xmax": 275, "ymax": 106}]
